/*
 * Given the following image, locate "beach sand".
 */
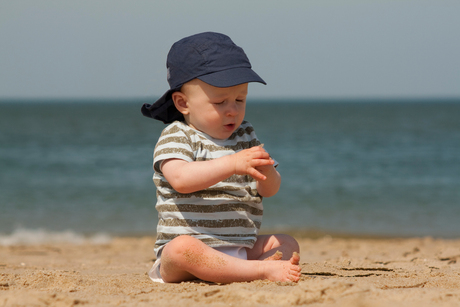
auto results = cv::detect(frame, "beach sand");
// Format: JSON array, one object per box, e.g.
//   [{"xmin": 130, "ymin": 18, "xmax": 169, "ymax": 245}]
[{"xmin": 1, "ymin": 235, "xmax": 459, "ymax": 306}]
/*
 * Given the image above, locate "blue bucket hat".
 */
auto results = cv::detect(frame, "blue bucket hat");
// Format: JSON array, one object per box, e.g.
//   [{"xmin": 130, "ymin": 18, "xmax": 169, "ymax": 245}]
[{"xmin": 141, "ymin": 32, "xmax": 266, "ymax": 123}]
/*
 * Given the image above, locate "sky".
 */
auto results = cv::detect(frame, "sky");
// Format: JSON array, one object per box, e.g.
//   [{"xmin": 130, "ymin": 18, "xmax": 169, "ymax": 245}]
[{"xmin": 1, "ymin": 0, "xmax": 459, "ymax": 100}]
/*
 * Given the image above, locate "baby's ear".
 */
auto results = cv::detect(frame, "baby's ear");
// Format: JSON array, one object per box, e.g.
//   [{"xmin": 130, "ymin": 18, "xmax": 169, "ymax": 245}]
[{"xmin": 171, "ymin": 92, "xmax": 189, "ymax": 115}]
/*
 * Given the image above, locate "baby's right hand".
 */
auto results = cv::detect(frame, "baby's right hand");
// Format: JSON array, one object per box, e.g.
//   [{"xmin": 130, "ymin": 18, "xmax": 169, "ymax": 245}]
[{"xmin": 232, "ymin": 146, "xmax": 275, "ymax": 181}]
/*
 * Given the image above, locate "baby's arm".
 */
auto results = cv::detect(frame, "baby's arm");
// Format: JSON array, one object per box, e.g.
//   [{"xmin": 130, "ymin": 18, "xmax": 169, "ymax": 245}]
[
  {"xmin": 161, "ymin": 146, "xmax": 274, "ymax": 194},
  {"xmin": 255, "ymin": 163, "xmax": 281, "ymax": 198}
]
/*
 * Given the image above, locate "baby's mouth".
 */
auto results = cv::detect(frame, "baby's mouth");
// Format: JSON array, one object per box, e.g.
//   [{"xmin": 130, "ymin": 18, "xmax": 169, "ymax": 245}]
[{"xmin": 224, "ymin": 123, "xmax": 235, "ymax": 130}]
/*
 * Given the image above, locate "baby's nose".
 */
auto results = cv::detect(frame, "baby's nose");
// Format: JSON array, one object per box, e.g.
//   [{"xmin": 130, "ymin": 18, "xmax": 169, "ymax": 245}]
[{"xmin": 226, "ymin": 102, "xmax": 239, "ymax": 116}]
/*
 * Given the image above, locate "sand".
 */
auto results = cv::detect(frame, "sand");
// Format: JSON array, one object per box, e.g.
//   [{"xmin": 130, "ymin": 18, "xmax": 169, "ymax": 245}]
[{"xmin": 1, "ymin": 235, "xmax": 460, "ymax": 306}]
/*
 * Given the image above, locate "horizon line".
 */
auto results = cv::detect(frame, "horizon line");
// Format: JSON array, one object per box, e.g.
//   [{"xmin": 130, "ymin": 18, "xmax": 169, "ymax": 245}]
[{"xmin": 1, "ymin": 96, "xmax": 460, "ymax": 103}]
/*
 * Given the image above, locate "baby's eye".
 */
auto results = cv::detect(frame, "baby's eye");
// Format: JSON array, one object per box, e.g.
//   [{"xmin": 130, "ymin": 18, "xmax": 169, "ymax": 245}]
[{"xmin": 213, "ymin": 101, "xmax": 225, "ymax": 105}]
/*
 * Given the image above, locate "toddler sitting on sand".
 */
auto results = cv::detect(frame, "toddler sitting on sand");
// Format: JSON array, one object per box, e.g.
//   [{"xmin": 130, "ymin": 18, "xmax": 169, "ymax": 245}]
[{"xmin": 141, "ymin": 32, "xmax": 301, "ymax": 283}]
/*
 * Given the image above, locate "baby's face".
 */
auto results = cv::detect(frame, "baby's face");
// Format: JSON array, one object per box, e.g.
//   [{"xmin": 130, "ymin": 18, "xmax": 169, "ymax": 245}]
[{"xmin": 180, "ymin": 79, "xmax": 248, "ymax": 140}]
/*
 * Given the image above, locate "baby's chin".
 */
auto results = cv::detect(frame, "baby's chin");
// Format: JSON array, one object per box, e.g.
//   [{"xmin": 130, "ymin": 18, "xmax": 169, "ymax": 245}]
[
  {"xmin": 188, "ymin": 122, "xmax": 239, "ymax": 140},
  {"xmin": 214, "ymin": 127, "xmax": 238, "ymax": 140}
]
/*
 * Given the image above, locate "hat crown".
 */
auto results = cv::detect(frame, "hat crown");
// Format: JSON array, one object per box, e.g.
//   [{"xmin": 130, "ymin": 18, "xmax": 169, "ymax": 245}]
[{"xmin": 166, "ymin": 32, "xmax": 251, "ymax": 89}]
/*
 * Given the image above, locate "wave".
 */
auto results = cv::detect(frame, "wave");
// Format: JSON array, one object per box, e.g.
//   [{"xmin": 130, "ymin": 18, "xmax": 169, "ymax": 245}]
[{"xmin": 0, "ymin": 228, "xmax": 112, "ymax": 246}]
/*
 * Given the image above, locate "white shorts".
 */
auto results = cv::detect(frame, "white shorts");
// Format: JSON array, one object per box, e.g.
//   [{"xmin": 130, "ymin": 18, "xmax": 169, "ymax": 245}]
[{"xmin": 148, "ymin": 245, "xmax": 248, "ymax": 283}]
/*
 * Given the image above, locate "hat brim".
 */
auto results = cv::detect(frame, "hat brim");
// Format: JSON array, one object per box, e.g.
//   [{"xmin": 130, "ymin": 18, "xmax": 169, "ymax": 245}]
[
  {"xmin": 141, "ymin": 89, "xmax": 184, "ymax": 124},
  {"xmin": 198, "ymin": 67, "xmax": 266, "ymax": 88}
]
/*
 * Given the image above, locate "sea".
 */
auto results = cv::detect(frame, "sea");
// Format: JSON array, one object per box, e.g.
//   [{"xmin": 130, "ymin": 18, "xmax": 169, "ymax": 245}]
[{"xmin": 1, "ymin": 98, "xmax": 459, "ymax": 245}]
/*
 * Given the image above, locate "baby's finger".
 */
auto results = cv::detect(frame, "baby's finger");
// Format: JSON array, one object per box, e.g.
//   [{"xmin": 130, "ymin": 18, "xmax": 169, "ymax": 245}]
[
  {"xmin": 250, "ymin": 150, "xmax": 270, "ymax": 161},
  {"xmin": 247, "ymin": 168, "xmax": 267, "ymax": 181},
  {"xmin": 251, "ymin": 158, "xmax": 275, "ymax": 167},
  {"xmin": 250, "ymin": 145, "xmax": 268, "ymax": 154}
]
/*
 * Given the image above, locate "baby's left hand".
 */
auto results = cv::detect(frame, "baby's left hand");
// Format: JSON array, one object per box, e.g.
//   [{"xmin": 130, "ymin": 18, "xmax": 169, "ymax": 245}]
[
  {"xmin": 254, "ymin": 144, "xmax": 274, "ymax": 178},
  {"xmin": 255, "ymin": 163, "xmax": 275, "ymax": 177}
]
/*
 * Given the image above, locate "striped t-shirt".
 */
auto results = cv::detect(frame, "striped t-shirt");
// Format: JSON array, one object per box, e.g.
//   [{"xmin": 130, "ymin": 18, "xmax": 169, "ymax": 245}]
[{"xmin": 152, "ymin": 120, "xmax": 271, "ymax": 256}]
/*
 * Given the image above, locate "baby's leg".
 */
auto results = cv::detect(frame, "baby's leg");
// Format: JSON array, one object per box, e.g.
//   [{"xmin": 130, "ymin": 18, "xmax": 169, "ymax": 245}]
[
  {"xmin": 247, "ymin": 234, "xmax": 300, "ymax": 261},
  {"xmin": 159, "ymin": 235, "xmax": 301, "ymax": 284}
]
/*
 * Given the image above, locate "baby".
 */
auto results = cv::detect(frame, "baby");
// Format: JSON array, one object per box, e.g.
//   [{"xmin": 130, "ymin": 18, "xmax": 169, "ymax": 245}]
[{"xmin": 141, "ymin": 32, "xmax": 301, "ymax": 283}]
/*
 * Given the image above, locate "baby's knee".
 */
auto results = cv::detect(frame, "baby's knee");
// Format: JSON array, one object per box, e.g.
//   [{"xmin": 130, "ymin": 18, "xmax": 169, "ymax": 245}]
[
  {"xmin": 163, "ymin": 235, "xmax": 202, "ymax": 258},
  {"xmin": 280, "ymin": 234, "xmax": 300, "ymax": 253}
]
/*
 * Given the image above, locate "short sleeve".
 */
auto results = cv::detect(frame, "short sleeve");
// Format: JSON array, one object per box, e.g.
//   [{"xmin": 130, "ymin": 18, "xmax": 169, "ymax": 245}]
[{"xmin": 153, "ymin": 122, "xmax": 194, "ymax": 174}]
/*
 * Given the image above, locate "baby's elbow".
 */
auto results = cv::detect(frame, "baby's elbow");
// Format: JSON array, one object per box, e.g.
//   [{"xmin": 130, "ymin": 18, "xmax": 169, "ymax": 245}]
[
  {"xmin": 174, "ymin": 187, "xmax": 194, "ymax": 194},
  {"xmin": 259, "ymin": 190, "xmax": 277, "ymax": 198},
  {"xmin": 164, "ymin": 171, "xmax": 192, "ymax": 194},
  {"xmin": 162, "ymin": 159, "xmax": 194, "ymax": 194},
  {"xmin": 169, "ymin": 177, "xmax": 199, "ymax": 194},
  {"xmin": 170, "ymin": 180, "xmax": 192, "ymax": 194},
  {"xmin": 257, "ymin": 181, "xmax": 281, "ymax": 198},
  {"xmin": 258, "ymin": 186, "xmax": 280, "ymax": 198}
]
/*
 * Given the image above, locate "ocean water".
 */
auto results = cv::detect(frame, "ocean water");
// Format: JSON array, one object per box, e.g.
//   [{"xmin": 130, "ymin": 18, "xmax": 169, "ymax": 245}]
[{"xmin": 1, "ymin": 99, "xmax": 459, "ymax": 243}]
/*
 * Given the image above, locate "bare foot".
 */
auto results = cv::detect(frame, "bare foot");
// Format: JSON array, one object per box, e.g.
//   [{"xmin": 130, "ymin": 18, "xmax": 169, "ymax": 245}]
[
  {"xmin": 264, "ymin": 250, "xmax": 283, "ymax": 261},
  {"xmin": 259, "ymin": 252, "xmax": 301, "ymax": 282},
  {"xmin": 292, "ymin": 251, "xmax": 300, "ymax": 263}
]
